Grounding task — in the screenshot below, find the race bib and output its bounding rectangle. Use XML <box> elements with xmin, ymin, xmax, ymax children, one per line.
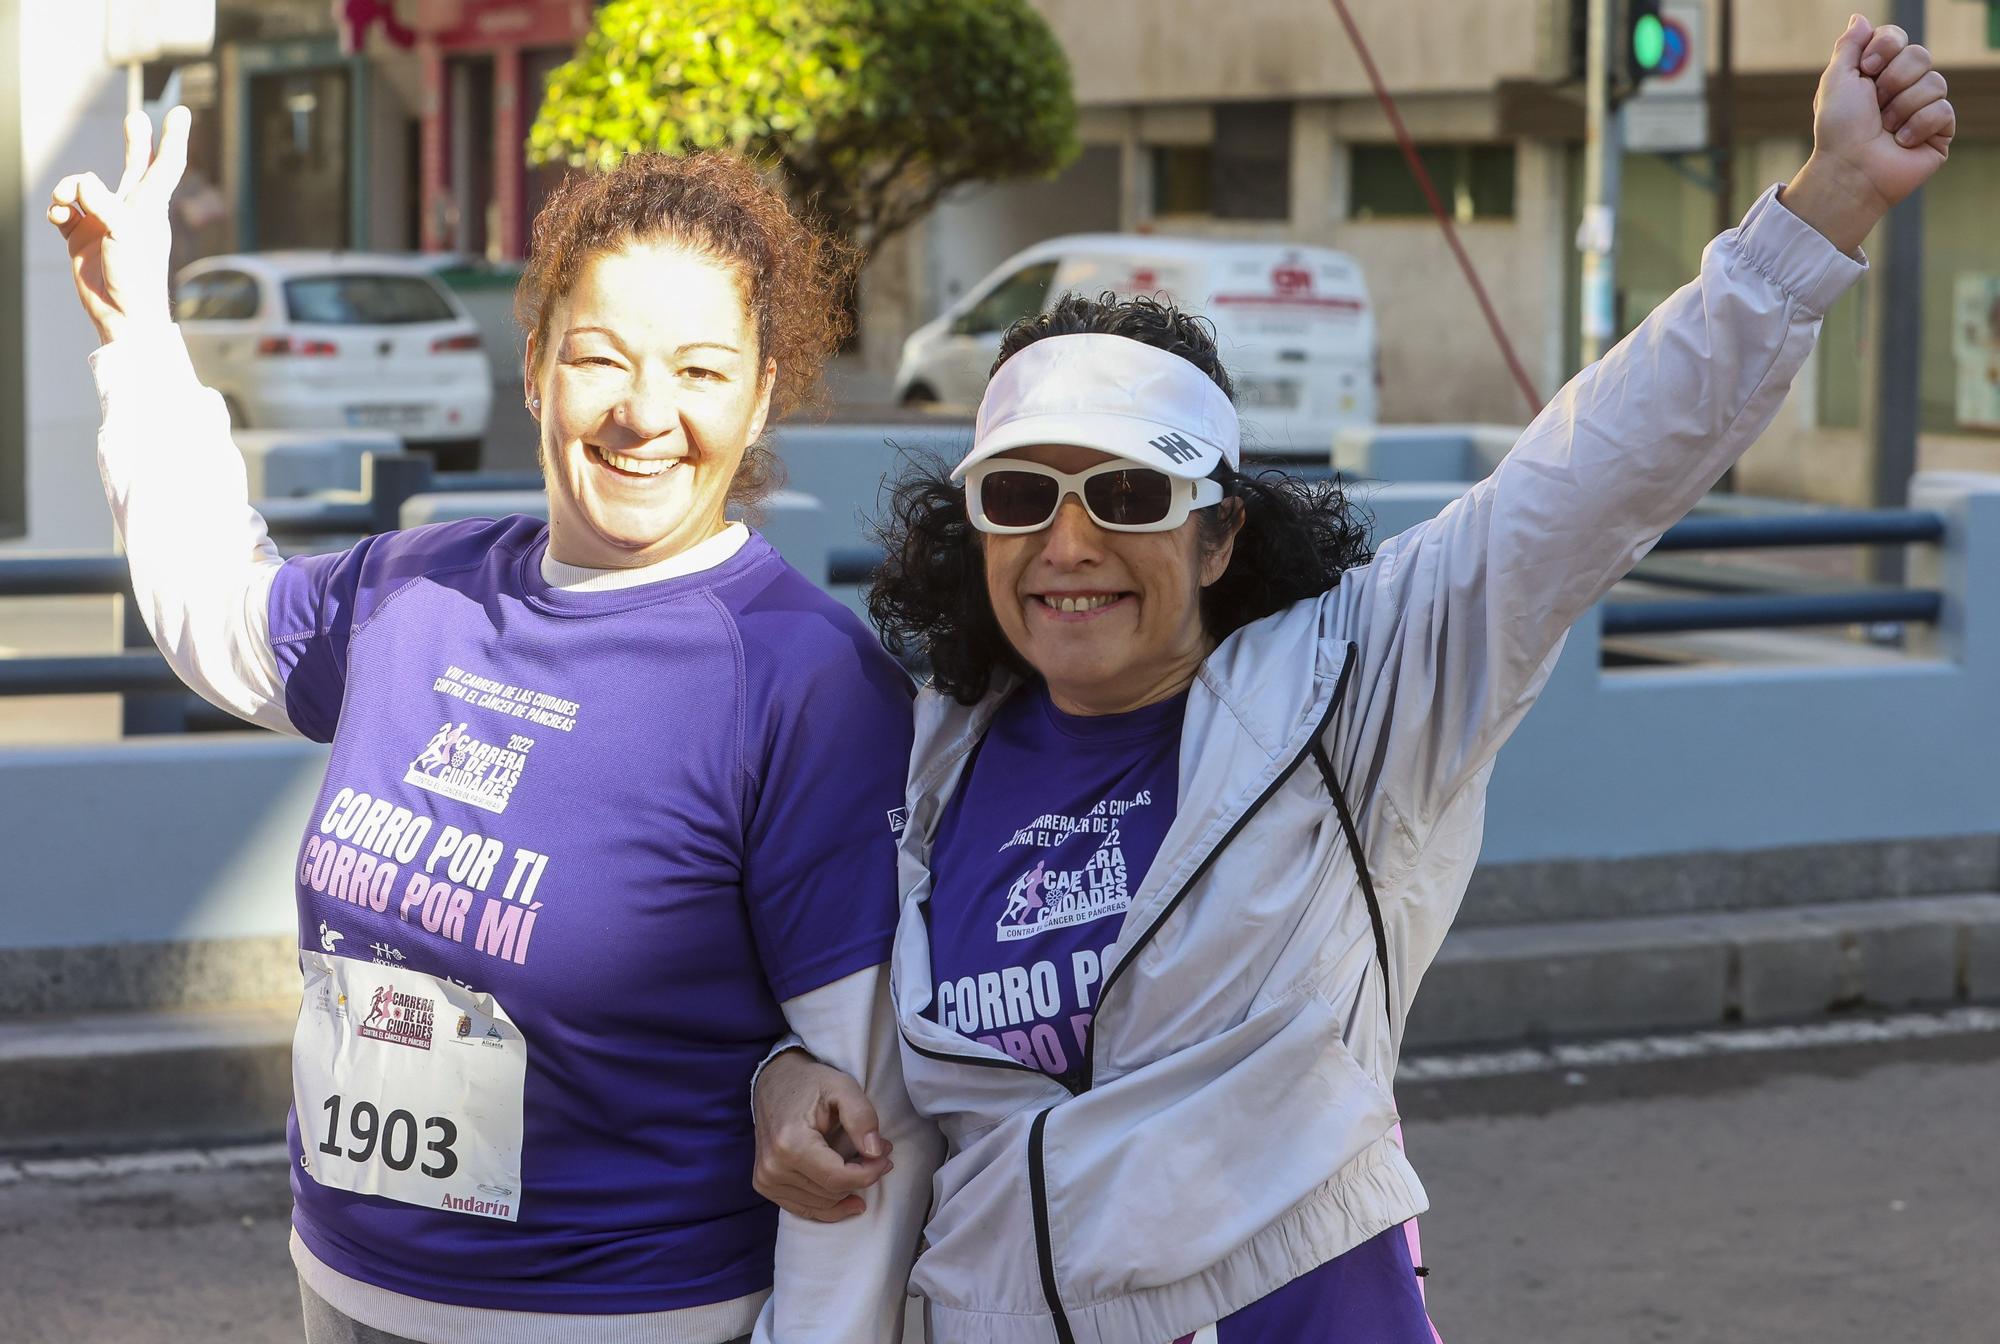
<box><xmin>294</xmin><ymin>952</ymin><xmax>528</xmax><ymax>1222</ymax></box>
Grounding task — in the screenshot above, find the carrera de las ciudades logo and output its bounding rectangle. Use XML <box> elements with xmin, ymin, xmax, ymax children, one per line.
<box><xmin>995</xmin><ymin>790</ymin><xmax>1155</xmax><ymax>942</ymax></box>
<box><xmin>359</xmin><ymin>984</ymin><xmax>436</xmax><ymax>1050</ymax></box>
<box><xmin>404</xmin><ymin>720</ymin><xmax>530</xmax><ymax>815</ymax></box>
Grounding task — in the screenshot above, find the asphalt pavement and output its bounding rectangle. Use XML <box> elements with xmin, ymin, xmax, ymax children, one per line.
<box><xmin>2</xmin><ymin>1019</ymin><xmax>1994</xmax><ymax>1344</ymax></box>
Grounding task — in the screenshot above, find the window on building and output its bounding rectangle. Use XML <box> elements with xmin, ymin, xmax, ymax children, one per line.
<box><xmin>1151</xmin><ymin>146</ymin><xmax>1213</xmax><ymax>216</ymax></box>
<box><xmin>1149</xmin><ymin>104</ymin><xmax>1293</xmax><ymax>221</ymax></box>
<box><xmin>1349</xmin><ymin>144</ymin><xmax>1516</xmax><ymax>222</ymax></box>
<box><xmin>1213</xmin><ymin>102</ymin><xmax>1292</xmax><ymax>220</ymax></box>
<box><xmin>953</xmin><ymin>261</ymin><xmax>1059</xmax><ymax>336</ymax></box>
<box><xmin>248</xmin><ymin>65</ymin><xmax>352</xmax><ymax>250</ymax></box>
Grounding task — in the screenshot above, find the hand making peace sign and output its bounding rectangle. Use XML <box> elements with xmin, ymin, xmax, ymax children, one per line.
<box><xmin>48</xmin><ymin>106</ymin><xmax>191</xmax><ymax>346</ymax></box>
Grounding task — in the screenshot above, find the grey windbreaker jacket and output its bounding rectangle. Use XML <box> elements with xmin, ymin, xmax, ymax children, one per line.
<box><xmin>888</xmin><ymin>187</ymin><xmax>1864</xmax><ymax>1344</ymax></box>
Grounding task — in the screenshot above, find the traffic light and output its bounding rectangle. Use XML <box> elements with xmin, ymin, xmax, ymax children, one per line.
<box><xmin>1567</xmin><ymin>1</ymin><xmax>1686</xmax><ymax>98</ymax></box>
<box><xmin>1627</xmin><ymin>0</ymin><xmax>1669</xmax><ymax>86</ymax></box>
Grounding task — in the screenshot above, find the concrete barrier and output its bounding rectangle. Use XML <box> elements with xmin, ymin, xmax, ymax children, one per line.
<box><xmin>1333</xmin><ymin>423</ymin><xmax>1523</xmax><ymax>483</ymax></box>
<box><xmin>1</xmin><ymin>459</ymin><xmax>1993</xmax><ymax>1089</ymax></box>
<box><xmin>1489</xmin><ymin>472</ymin><xmax>1997</xmax><ymax>864</ymax></box>
<box><xmin>396</xmin><ymin>486</ymin><xmax>833</xmax><ymax>583</ymax></box>
<box><xmin>398</xmin><ymin>489</ymin><xmax>547</xmax><ymax>528</ymax></box>
<box><xmin>0</xmin><ymin>736</ymin><xmax>329</xmax><ymax>959</ymax></box>
<box><xmin>769</xmin><ymin>421</ymin><xmax>972</xmax><ymax>547</ymax></box>
<box><xmin>233</xmin><ymin>430</ymin><xmax>399</xmax><ymax>498</ymax></box>
<box><xmin>6</xmin><ymin>467</ymin><xmax>1978</xmax><ymax>956</ymax></box>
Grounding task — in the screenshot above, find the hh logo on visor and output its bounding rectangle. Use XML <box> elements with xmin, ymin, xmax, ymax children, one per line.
<box><xmin>1149</xmin><ymin>431</ymin><xmax>1201</xmax><ymax>465</ymax></box>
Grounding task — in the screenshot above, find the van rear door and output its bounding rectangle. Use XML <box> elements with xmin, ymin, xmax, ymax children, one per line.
<box><xmin>1205</xmin><ymin>250</ymin><xmax>1376</xmax><ymax>446</ymax></box>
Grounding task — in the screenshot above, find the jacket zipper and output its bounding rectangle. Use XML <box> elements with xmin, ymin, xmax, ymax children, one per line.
<box><xmin>1077</xmin><ymin>641</ymin><xmax>1358</xmax><ymax>1092</ymax></box>
<box><xmin>901</xmin><ymin>1033</ymin><xmax>1046</xmax><ymax>1076</ymax></box>
<box><xmin>1025</xmin><ymin>642</ymin><xmax>1358</xmax><ymax>1334</ymax></box>
<box><xmin>1027</xmin><ymin>1108</ymin><xmax>1076</xmax><ymax>1344</ymax></box>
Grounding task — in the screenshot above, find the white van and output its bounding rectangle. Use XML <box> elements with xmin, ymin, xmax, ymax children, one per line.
<box><xmin>895</xmin><ymin>235</ymin><xmax>1377</xmax><ymax>454</ymax></box>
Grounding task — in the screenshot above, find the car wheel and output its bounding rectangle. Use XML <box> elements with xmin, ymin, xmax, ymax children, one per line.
<box><xmin>421</xmin><ymin>438</ymin><xmax>483</xmax><ymax>474</ymax></box>
<box><xmin>901</xmin><ymin>382</ymin><xmax>940</xmax><ymax>407</ymax></box>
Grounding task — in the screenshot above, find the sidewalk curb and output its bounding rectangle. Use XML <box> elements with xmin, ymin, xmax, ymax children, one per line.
<box><xmin>4</xmin><ymin>896</ymin><xmax>1997</xmax><ymax>1155</ymax></box>
<box><xmin>0</xmin><ymin>1003</ymin><xmax>292</xmax><ymax>1155</ymax></box>
<box><xmin>1406</xmin><ymin>892</ymin><xmax>2000</xmax><ymax>1048</ymax></box>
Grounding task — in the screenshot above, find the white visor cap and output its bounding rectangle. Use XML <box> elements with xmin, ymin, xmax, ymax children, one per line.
<box><xmin>954</xmin><ymin>333</ymin><xmax>1241</xmax><ymax>483</ymax></box>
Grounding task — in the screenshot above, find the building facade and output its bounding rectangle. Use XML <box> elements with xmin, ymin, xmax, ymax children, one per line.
<box><xmin>3</xmin><ymin>0</ymin><xmax>130</xmax><ymax>547</ymax></box>
<box><xmin>405</xmin><ymin>0</ymin><xmax>592</xmax><ymax>261</ymax></box>
<box><xmin>889</xmin><ymin>0</ymin><xmax>2000</xmax><ymax>503</ymax></box>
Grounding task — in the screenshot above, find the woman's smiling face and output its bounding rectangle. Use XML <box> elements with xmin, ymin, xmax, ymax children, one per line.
<box><xmin>526</xmin><ymin>238</ymin><xmax>774</xmax><ymax>569</ymax></box>
<box><xmin>982</xmin><ymin>443</ymin><xmax>1237</xmax><ymax>716</ymax></box>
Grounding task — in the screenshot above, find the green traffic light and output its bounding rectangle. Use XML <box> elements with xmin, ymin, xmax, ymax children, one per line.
<box><xmin>1633</xmin><ymin>13</ymin><xmax>1667</xmax><ymax>70</ymax></box>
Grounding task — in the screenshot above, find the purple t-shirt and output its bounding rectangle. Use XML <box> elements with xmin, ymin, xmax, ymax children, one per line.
<box><xmin>926</xmin><ymin>682</ymin><xmax>1183</xmax><ymax>1086</ymax></box>
<box><xmin>928</xmin><ymin>681</ymin><xmax>1432</xmax><ymax>1341</ymax></box>
<box><xmin>272</xmin><ymin>518</ymin><xmax>912</xmax><ymax>1313</ymax></box>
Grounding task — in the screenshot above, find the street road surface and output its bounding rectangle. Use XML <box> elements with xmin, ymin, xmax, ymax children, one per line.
<box><xmin>2</xmin><ymin>1020</ymin><xmax>1993</xmax><ymax>1343</ymax></box>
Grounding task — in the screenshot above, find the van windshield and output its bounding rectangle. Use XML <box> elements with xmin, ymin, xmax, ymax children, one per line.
<box><xmin>956</xmin><ymin>261</ymin><xmax>1059</xmax><ymax>335</ymax></box>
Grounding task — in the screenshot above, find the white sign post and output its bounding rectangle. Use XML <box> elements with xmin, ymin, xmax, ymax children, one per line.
<box><xmin>104</xmin><ymin>0</ymin><xmax>216</xmax><ymax>114</ymax></box>
<box><xmin>1624</xmin><ymin>1</ymin><xmax>1709</xmax><ymax>154</ymax></box>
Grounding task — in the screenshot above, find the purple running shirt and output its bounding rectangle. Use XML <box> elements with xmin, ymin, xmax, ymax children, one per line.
<box><xmin>926</xmin><ymin>681</ymin><xmax>1433</xmax><ymax>1341</ymax></box>
<box><xmin>271</xmin><ymin>517</ymin><xmax>912</xmax><ymax>1313</ymax></box>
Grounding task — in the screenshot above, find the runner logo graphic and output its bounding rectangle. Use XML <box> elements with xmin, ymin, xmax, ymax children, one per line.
<box><xmin>403</xmin><ymin>721</ymin><xmax>530</xmax><ymax>814</ymax></box>
<box><xmin>358</xmin><ymin>985</ymin><xmax>436</xmax><ymax>1051</ymax></box>
<box><xmin>995</xmin><ymin>833</ymin><xmax>1132</xmax><ymax>942</ymax></box>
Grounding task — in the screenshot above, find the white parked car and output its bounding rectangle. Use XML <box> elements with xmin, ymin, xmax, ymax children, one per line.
<box><xmin>896</xmin><ymin>235</ymin><xmax>1378</xmax><ymax>456</ymax></box>
<box><xmin>173</xmin><ymin>252</ymin><xmax>494</xmax><ymax>473</ymax></box>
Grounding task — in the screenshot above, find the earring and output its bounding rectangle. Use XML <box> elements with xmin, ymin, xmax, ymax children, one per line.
<box><xmin>527</xmin><ymin>395</ymin><xmax>540</xmax><ymax>412</ymax></box>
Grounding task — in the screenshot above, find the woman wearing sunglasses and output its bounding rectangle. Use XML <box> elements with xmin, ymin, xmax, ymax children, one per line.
<box><xmin>753</xmin><ymin>17</ymin><xmax>1951</xmax><ymax>1343</ymax></box>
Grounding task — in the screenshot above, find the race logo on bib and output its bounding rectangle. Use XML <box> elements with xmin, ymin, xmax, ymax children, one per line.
<box><xmin>358</xmin><ymin>984</ymin><xmax>436</xmax><ymax>1051</ymax></box>
<box><xmin>403</xmin><ymin>721</ymin><xmax>530</xmax><ymax>815</ymax></box>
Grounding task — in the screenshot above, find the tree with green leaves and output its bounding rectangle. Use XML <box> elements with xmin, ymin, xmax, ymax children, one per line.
<box><xmin>528</xmin><ymin>0</ymin><xmax>1080</xmax><ymax>265</ymax></box>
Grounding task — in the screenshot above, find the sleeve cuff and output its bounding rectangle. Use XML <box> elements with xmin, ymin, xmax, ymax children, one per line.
<box><xmin>750</xmin><ymin>1033</ymin><xmax>810</xmax><ymax>1110</ymax></box>
<box><xmin>89</xmin><ymin>323</ymin><xmax>202</xmax><ymax>419</ymax></box>
<box><xmin>1731</xmin><ymin>183</ymin><xmax>1868</xmax><ymax>316</ymax></box>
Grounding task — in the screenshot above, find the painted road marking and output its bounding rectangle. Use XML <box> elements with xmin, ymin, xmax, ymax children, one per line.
<box><xmin>1400</xmin><ymin>1006</ymin><xmax>2000</xmax><ymax>1082</ymax></box>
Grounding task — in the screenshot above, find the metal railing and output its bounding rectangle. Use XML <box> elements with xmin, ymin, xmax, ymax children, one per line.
<box><xmin>1645</xmin><ymin>509</ymin><xmax>1945</xmax><ymax>551</ymax></box>
<box><xmin>0</xmin><ymin>453</ymin><xmax>543</xmax><ymax>731</ymax></box>
<box><xmin>1612</xmin><ymin>508</ymin><xmax>1946</xmax><ymax>637</ymax></box>
<box><xmin>831</xmin><ymin>508</ymin><xmax>1949</xmax><ymax>641</ymax></box>
<box><xmin>0</xmin><ymin>456</ymin><xmax>1953</xmax><ymax>730</ymax></box>
<box><xmin>1601</xmin><ymin>589</ymin><xmax>1942</xmax><ymax>636</ymax></box>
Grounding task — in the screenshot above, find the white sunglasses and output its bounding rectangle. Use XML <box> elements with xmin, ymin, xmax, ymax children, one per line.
<box><xmin>964</xmin><ymin>459</ymin><xmax>1225</xmax><ymax>534</ymax></box>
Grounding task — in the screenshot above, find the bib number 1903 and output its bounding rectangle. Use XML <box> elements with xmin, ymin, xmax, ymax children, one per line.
<box><xmin>295</xmin><ymin>952</ymin><xmax>524</xmax><ymax>1220</ymax></box>
<box><xmin>318</xmin><ymin>1094</ymin><xmax>459</xmax><ymax>1180</ymax></box>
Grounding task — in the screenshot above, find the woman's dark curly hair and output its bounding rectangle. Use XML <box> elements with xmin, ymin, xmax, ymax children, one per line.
<box><xmin>867</xmin><ymin>292</ymin><xmax>1374</xmax><ymax>704</ymax></box>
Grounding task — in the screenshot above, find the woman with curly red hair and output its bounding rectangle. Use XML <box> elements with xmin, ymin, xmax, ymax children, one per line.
<box><xmin>51</xmin><ymin>116</ymin><xmax>936</xmax><ymax>1344</ymax></box>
